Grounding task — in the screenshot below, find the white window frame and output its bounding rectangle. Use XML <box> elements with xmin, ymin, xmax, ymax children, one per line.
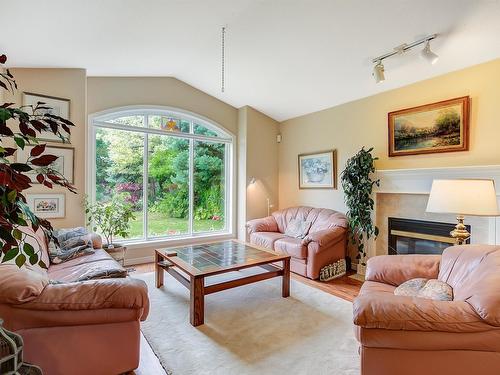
<box><xmin>87</xmin><ymin>105</ymin><xmax>235</xmax><ymax>247</ymax></box>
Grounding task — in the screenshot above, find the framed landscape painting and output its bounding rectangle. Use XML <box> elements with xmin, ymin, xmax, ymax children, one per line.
<box><xmin>298</xmin><ymin>150</ymin><xmax>337</xmax><ymax>189</ymax></box>
<box><xmin>26</xmin><ymin>193</ymin><xmax>65</xmax><ymax>218</ymax></box>
<box><xmin>23</xmin><ymin>92</ymin><xmax>71</xmax><ymax>143</ymax></box>
<box><xmin>388</xmin><ymin>96</ymin><xmax>470</xmax><ymax>157</ymax></box>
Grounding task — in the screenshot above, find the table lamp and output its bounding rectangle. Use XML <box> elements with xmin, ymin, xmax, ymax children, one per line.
<box><xmin>426</xmin><ymin>179</ymin><xmax>499</xmax><ymax>244</ymax></box>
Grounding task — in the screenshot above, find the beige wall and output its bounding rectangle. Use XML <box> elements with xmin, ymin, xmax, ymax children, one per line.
<box><xmin>237</xmin><ymin>106</ymin><xmax>280</xmax><ymax>240</ymax></box>
<box><xmin>87</xmin><ymin>77</ymin><xmax>238</xmax><ymax>136</ymax></box>
<box><xmin>5</xmin><ymin>68</ymin><xmax>87</xmax><ymax>228</ymax></box>
<box><xmin>279</xmin><ymin>59</ymin><xmax>500</xmax><ymax>212</ymax></box>
<box><xmin>87</xmin><ymin>77</ymin><xmax>240</xmax><ymax>262</ymax></box>
<box><xmin>246</xmin><ymin>107</ymin><xmax>280</xmax><ymax>220</ymax></box>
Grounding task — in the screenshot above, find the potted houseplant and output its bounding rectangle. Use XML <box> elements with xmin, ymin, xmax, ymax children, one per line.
<box><xmin>341</xmin><ymin>147</ymin><xmax>380</xmax><ymax>275</ymax></box>
<box><xmin>0</xmin><ymin>54</ymin><xmax>76</xmax><ymax>268</ymax></box>
<box><xmin>84</xmin><ymin>195</ymin><xmax>134</xmax><ymax>264</ymax></box>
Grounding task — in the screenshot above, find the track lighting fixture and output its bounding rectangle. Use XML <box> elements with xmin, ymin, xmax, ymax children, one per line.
<box><xmin>371</xmin><ymin>34</ymin><xmax>438</xmax><ymax>83</ymax></box>
<box><xmin>421</xmin><ymin>41</ymin><xmax>439</xmax><ymax>65</ymax></box>
<box><xmin>372</xmin><ymin>61</ymin><xmax>385</xmax><ymax>83</ymax></box>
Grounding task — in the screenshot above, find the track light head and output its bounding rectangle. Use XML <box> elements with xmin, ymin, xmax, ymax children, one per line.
<box><xmin>421</xmin><ymin>41</ymin><xmax>439</xmax><ymax>64</ymax></box>
<box><xmin>373</xmin><ymin>61</ymin><xmax>385</xmax><ymax>83</ymax></box>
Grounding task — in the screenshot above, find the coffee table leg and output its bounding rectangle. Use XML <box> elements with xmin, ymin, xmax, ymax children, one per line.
<box><xmin>155</xmin><ymin>252</ymin><xmax>164</xmax><ymax>288</ymax></box>
<box><xmin>190</xmin><ymin>276</ymin><xmax>205</xmax><ymax>326</ymax></box>
<box><xmin>282</xmin><ymin>258</ymin><xmax>290</xmax><ymax>297</ymax></box>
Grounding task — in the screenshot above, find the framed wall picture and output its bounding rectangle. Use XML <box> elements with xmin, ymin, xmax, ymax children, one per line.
<box><xmin>298</xmin><ymin>150</ymin><xmax>337</xmax><ymax>189</ymax></box>
<box><xmin>16</xmin><ymin>145</ymin><xmax>75</xmax><ymax>184</ymax></box>
<box><xmin>26</xmin><ymin>193</ymin><xmax>65</xmax><ymax>218</ymax></box>
<box><xmin>22</xmin><ymin>92</ymin><xmax>71</xmax><ymax>143</ymax></box>
<box><xmin>388</xmin><ymin>96</ymin><xmax>470</xmax><ymax>157</ymax></box>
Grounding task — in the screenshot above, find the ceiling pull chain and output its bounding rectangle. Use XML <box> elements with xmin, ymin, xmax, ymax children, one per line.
<box><xmin>221</xmin><ymin>26</ymin><xmax>226</xmax><ymax>93</ymax></box>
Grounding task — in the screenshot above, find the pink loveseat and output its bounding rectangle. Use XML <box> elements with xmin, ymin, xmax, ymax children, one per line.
<box><xmin>247</xmin><ymin>206</ymin><xmax>348</xmax><ymax>279</ymax></box>
<box><xmin>0</xmin><ymin>229</ymin><xmax>149</xmax><ymax>375</ymax></box>
<box><xmin>353</xmin><ymin>245</ymin><xmax>500</xmax><ymax>375</ymax></box>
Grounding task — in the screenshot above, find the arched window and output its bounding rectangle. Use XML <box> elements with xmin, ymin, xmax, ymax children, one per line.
<box><xmin>88</xmin><ymin>106</ymin><xmax>233</xmax><ymax>243</ymax></box>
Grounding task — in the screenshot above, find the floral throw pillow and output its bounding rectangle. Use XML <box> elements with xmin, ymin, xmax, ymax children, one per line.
<box><xmin>284</xmin><ymin>219</ymin><xmax>312</xmax><ymax>239</ymax></box>
<box><xmin>394</xmin><ymin>278</ymin><xmax>453</xmax><ymax>301</ymax></box>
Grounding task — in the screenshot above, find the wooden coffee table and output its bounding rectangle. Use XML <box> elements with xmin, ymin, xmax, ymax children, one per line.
<box><xmin>155</xmin><ymin>240</ymin><xmax>291</xmax><ymax>326</ymax></box>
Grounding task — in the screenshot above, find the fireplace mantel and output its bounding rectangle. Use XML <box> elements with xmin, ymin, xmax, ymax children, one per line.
<box><xmin>374</xmin><ymin>165</ymin><xmax>500</xmax><ymax>195</ymax></box>
<box><xmin>367</xmin><ymin>165</ymin><xmax>500</xmax><ymax>260</ymax></box>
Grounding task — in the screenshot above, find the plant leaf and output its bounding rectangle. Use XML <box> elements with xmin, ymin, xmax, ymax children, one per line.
<box><xmin>15</xmin><ymin>254</ymin><xmax>26</xmax><ymax>268</ymax></box>
<box><xmin>30</xmin><ymin>154</ymin><xmax>58</xmax><ymax>166</ymax></box>
<box><xmin>30</xmin><ymin>144</ymin><xmax>46</xmax><ymax>157</ymax></box>
<box><xmin>2</xmin><ymin>248</ymin><xmax>19</xmax><ymax>263</ymax></box>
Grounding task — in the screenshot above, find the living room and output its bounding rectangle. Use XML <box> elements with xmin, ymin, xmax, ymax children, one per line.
<box><xmin>0</xmin><ymin>1</ymin><xmax>499</xmax><ymax>374</ymax></box>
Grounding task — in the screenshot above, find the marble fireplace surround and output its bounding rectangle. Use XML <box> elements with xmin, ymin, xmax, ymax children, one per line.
<box><xmin>371</xmin><ymin>165</ymin><xmax>500</xmax><ymax>258</ymax></box>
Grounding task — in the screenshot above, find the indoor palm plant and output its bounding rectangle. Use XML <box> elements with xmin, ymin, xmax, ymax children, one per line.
<box><xmin>0</xmin><ymin>54</ymin><xmax>76</xmax><ymax>268</ymax></box>
<box><xmin>341</xmin><ymin>147</ymin><xmax>380</xmax><ymax>274</ymax></box>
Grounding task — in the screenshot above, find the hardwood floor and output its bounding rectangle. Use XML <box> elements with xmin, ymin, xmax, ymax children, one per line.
<box><xmin>130</xmin><ymin>262</ymin><xmax>363</xmax><ymax>374</ymax></box>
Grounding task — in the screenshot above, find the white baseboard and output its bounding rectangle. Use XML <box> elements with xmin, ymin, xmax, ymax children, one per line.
<box><xmin>124</xmin><ymin>256</ymin><xmax>154</xmax><ymax>267</ymax></box>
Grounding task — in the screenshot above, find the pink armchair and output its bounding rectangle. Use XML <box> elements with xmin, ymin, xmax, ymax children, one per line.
<box><xmin>247</xmin><ymin>206</ymin><xmax>348</xmax><ymax>279</ymax></box>
<box><xmin>353</xmin><ymin>245</ymin><xmax>500</xmax><ymax>375</ymax></box>
<box><xmin>0</xmin><ymin>228</ymin><xmax>149</xmax><ymax>375</ymax></box>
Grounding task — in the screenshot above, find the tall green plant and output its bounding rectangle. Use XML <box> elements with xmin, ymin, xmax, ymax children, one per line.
<box><xmin>341</xmin><ymin>147</ymin><xmax>380</xmax><ymax>265</ymax></box>
<box><xmin>0</xmin><ymin>54</ymin><xmax>76</xmax><ymax>268</ymax></box>
<box><xmin>84</xmin><ymin>195</ymin><xmax>135</xmax><ymax>247</ymax></box>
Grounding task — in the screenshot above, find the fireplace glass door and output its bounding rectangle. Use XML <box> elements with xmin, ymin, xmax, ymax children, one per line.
<box><xmin>388</xmin><ymin>218</ymin><xmax>470</xmax><ymax>255</ymax></box>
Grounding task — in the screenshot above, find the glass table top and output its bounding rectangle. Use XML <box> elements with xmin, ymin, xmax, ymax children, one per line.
<box><xmin>161</xmin><ymin>241</ymin><xmax>278</xmax><ymax>273</ymax></box>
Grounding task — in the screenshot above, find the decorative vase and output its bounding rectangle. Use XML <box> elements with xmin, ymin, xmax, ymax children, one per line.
<box><xmin>357</xmin><ymin>263</ymin><xmax>367</xmax><ymax>276</ymax></box>
<box><xmin>104</xmin><ymin>244</ymin><xmax>126</xmax><ymax>266</ymax></box>
<box><xmin>306</xmin><ymin>172</ymin><xmax>325</xmax><ymax>183</ymax></box>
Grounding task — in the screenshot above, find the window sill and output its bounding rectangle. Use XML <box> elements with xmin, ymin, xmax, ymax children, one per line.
<box><xmin>121</xmin><ymin>231</ymin><xmax>235</xmax><ymax>250</ymax></box>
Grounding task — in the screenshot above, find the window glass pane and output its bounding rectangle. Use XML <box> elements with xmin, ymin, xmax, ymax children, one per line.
<box><xmin>193</xmin><ymin>141</ymin><xmax>225</xmax><ymax>232</ymax></box>
<box><xmin>107</xmin><ymin>115</ymin><xmax>144</xmax><ymax>127</ymax></box>
<box><xmin>194</xmin><ymin>123</ymin><xmax>219</xmax><ymax>137</ymax></box>
<box><xmin>95</xmin><ymin>128</ymin><xmax>144</xmax><ymax>240</ymax></box>
<box><xmin>148</xmin><ymin>135</ymin><xmax>189</xmax><ymax>237</ymax></box>
<box><xmin>148</xmin><ymin>115</ymin><xmax>190</xmax><ymax>133</ymax></box>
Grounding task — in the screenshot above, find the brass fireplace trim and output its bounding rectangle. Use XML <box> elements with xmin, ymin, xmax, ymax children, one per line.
<box><xmin>390</xmin><ymin>230</ymin><xmax>456</xmax><ymax>244</ymax></box>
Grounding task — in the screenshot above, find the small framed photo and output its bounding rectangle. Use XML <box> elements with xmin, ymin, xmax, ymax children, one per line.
<box><xmin>22</xmin><ymin>92</ymin><xmax>71</xmax><ymax>143</ymax></box>
<box><xmin>17</xmin><ymin>145</ymin><xmax>75</xmax><ymax>184</ymax></box>
<box><xmin>298</xmin><ymin>150</ymin><xmax>337</xmax><ymax>189</ymax></box>
<box><xmin>27</xmin><ymin>193</ymin><xmax>65</xmax><ymax>218</ymax></box>
<box><xmin>388</xmin><ymin>96</ymin><xmax>470</xmax><ymax>157</ymax></box>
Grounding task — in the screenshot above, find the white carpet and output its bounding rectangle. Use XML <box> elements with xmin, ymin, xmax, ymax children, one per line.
<box><xmin>135</xmin><ymin>270</ymin><xmax>360</xmax><ymax>375</ymax></box>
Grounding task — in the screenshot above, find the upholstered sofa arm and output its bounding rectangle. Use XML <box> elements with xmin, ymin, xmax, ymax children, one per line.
<box><xmin>353</xmin><ymin>293</ymin><xmax>490</xmax><ymax>333</ymax></box>
<box><xmin>366</xmin><ymin>255</ymin><xmax>441</xmax><ymax>286</ymax></box>
<box><xmin>17</xmin><ymin>278</ymin><xmax>149</xmax><ymax>319</ymax></box>
<box><xmin>302</xmin><ymin>227</ymin><xmax>345</xmax><ymax>247</ymax></box>
<box><xmin>246</xmin><ymin>216</ymin><xmax>278</xmax><ymax>234</ymax></box>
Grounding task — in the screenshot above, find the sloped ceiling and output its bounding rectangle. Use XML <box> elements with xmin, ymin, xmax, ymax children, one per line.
<box><xmin>2</xmin><ymin>0</ymin><xmax>500</xmax><ymax>121</ymax></box>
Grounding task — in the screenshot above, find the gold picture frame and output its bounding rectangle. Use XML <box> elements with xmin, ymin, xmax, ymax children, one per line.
<box><xmin>388</xmin><ymin>96</ymin><xmax>470</xmax><ymax>157</ymax></box>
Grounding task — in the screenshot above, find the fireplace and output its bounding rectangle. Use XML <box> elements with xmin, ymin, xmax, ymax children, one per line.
<box><xmin>388</xmin><ymin>217</ymin><xmax>471</xmax><ymax>255</ymax></box>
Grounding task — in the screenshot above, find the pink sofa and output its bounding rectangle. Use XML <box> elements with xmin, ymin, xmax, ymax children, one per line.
<box><xmin>353</xmin><ymin>245</ymin><xmax>500</xmax><ymax>375</ymax></box>
<box><xmin>247</xmin><ymin>206</ymin><xmax>348</xmax><ymax>279</ymax></box>
<box><xmin>0</xmin><ymin>229</ymin><xmax>149</xmax><ymax>375</ymax></box>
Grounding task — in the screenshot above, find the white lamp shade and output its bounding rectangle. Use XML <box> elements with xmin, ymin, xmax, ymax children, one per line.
<box><xmin>426</xmin><ymin>179</ymin><xmax>500</xmax><ymax>216</ymax></box>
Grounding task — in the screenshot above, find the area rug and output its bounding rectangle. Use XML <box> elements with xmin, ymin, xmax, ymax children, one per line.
<box><xmin>135</xmin><ymin>270</ymin><xmax>360</xmax><ymax>375</ymax></box>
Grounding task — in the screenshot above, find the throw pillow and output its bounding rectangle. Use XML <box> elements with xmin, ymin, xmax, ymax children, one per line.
<box><xmin>394</xmin><ymin>278</ymin><xmax>453</xmax><ymax>301</ymax></box>
<box><xmin>48</xmin><ymin>227</ymin><xmax>95</xmax><ymax>264</ymax></box>
<box><xmin>284</xmin><ymin>219</ymin><xmax>312</xmax><ymax>239</ymax></box>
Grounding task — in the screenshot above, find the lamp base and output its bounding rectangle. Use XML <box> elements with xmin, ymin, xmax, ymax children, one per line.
<box><xmin>450</xmin><ymin>215</ymin><xmax>470</xmax><ymax>245</ymax></box>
